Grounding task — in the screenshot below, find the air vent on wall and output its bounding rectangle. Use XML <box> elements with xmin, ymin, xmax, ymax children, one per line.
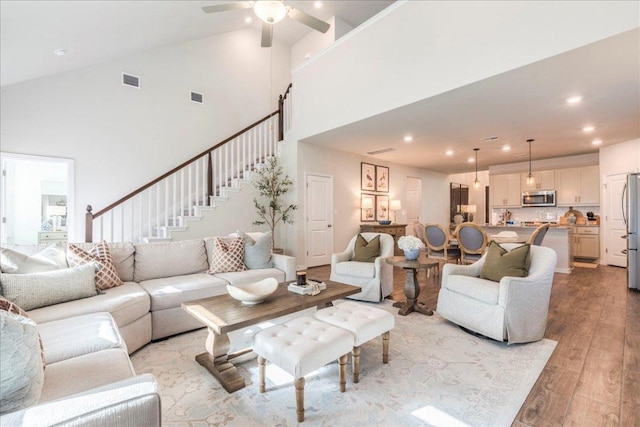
<box><xmin>482</xmin><ymin>136</ymin><xmax>499</xmax><ymax>142</ymax></box>
<box><xmin>122</xmin><ymin>73</ymin><xmax>140</xmax><ymax>88</ymax></box>
<box><xmin>367</xmin><ymin>147</ymin><xmax>395</xmax><ymax>155</ymax></box>
<box><xmin>190</xmin><ymin>91</ymin><xmax>204</xmax><ymax>104</ymax></box>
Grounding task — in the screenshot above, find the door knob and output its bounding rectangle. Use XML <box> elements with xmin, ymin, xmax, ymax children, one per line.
<box><xmin>327</xmin><ymin>224</ymin><xmax>332</xmax><ymax>228</ymax></box>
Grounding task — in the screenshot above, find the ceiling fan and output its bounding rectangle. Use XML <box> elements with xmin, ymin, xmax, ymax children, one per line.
<box><xmin>202</xmin><ymin>1</ymin><xmax>331</xmax><ymax>47</ymax></box>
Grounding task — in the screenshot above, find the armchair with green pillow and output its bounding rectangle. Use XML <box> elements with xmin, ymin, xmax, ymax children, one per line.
<box><xmin>437</xmin><ymin>242</ymin><xmax>557</xmax><ymax>344</ymax></box>
<box><xmin>330</xmin><ymin>233</ymin><xmax>394</xmax><ymax>302</ymax></box>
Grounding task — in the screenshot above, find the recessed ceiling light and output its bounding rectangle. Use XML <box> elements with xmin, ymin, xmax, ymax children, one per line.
<box><xmin>502</xmin><ymin>145</ymin><xmax>511</xmax><ymax>151</ymax></box>
<box><xmin>314</xmin><ymin>1</ymin><xmax>323</xmax><ymax>8</ymax></box>
<box><xmin>445</xmin><ymin>150</ymin><xmax>453</xmax><ymax>156</ymax></box>
<box><xmin>245</xmin><ymin>16</ymin><xmax>253</xmax><ymax>23</ymax></box>
<box><xmin>403</xmin><ymin>135</ymin><xmax>413</xmax><ymax>142</ymax></box>
<box><xmin>582</xmin><ymin>125</ymin><xmax>595</xmax><ymax>132</ymax></box>
<box><xmin>592</xmin><ymin>139</ymin><xmax>602</xmax><ymax>145</ymax></box>
<box><xmin>468</xmin><ymin>157</ymin><xmax>475</xmax><ymax>163</ymax></box>
<box><xmin>566</xmin><ymin>96</ymin><xmax>583</xmax><ymax>104</ymax></box>
<box><xmin>53</xmin><ymin>48</ymin><xmax>66</xmax><ymax>57</ymax></box>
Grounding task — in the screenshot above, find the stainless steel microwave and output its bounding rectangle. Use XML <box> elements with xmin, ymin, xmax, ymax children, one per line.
<box><xmin>522</xmin><ymin>190</ymin><xmax>556</xmax><ymax>207</ymax></box>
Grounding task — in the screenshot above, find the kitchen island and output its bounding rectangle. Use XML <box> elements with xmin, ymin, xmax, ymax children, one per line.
<box><xmin>482</xmin><ymin>225</ymin><xmax>572</xmax><ymax>274</ymax></box>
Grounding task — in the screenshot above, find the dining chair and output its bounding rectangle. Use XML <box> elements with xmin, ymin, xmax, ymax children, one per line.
<box><xmin>455</xmin><ymin>222</ymin><xmax>488</xmax><ymax>264</ymax></box>
<box><xmin>424</xmin><ymin>223</ymin><xmax>461</xmax><ymax>266</ymax></box>
<box><xmin>528</xmin><ymin>224</ymin><xmax>550</xmax><ymax>246</ymax></box>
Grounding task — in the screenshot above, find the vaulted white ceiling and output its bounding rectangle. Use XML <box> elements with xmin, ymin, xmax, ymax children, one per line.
<box><xmin>0</xmin><ymin>0</ymin><xmax>393</xmax><ymax>87</ymax></box>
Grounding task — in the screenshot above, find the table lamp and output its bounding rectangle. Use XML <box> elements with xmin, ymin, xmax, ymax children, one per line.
<box><xmin>47</xmin><ymin>205</ymin><xmax>67</xmax><ymax>231</ymax></box>
<box><xmin>460</xmin><ymin>205</ymin><xmax>477</xmax><ymax>222</ymax></box>
<box><xmin>390</xmin><ymin>200</ymin><xmax>402</xmax><ymax>223</ymax></box>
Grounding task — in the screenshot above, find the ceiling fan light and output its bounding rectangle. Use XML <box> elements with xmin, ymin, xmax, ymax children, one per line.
<box><xmin>254</xmin><ymin>1</ymin><xmax>288</xmax><ymax>24</ymax></box>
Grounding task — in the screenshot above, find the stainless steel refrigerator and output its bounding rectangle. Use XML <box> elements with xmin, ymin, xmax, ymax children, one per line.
<box><xmin>624</xmin><ymin>173</ymin><xmax>640</xmax><ymax>290</ymax></box>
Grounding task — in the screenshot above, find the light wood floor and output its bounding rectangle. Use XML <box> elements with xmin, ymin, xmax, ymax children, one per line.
<box><xmin>307</xmin><ymin>263</ymin><xmax>640</xmax><ymax>426</ymax></box>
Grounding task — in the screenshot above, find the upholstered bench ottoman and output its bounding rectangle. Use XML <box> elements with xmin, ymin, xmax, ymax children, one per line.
<box><xmin>252</xmin><ymin>316</ymin><xmax>354</xmax><ymax>422</ymax></box>
<box><xmin>313</xmin><ymin>301</ymin><xmax>395</xmax><ymax>383</ymax></box>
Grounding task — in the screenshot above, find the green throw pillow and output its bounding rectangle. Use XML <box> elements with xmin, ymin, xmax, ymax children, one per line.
<box><xmin>353</xmin><ymin>234</ymin><xmax>380</xmax><ymax>263</ymax></box>
<box><xmin>480</xmin><ymin>241</ymin><xmax>530</xmax><ymax>282</ymax></box>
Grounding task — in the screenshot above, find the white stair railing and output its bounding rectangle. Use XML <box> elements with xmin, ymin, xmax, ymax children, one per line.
<box><xmin>86</xmin><ymin>89</ymin><xmax>289</xmax><ymax>243</ymax></box>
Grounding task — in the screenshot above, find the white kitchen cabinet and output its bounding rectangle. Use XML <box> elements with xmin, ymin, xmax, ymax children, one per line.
<box><xmin>490</xmin><ymin>173</ymin><xmax>521</xmax><ymax>207</ymax></box>
<box><xmin>521</xmin><ymin>170</ymin><xmax>555</xmax><ymax>191</ymax></box>
<box><xmin>556</xmin><ymin>166</ymin><xmax>600</xmax><ymax>206</ymax></box>
<box><xmin>572</xmin><ymin>226</ymin><xmax>599</xmax><ymax>259</ymax></box>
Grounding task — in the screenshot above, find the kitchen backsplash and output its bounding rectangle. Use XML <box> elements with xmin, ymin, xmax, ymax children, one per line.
<box><xmin>490</xmin><ymin>206</ymin><xmax>599</xmax><ymax>225</ymax></box>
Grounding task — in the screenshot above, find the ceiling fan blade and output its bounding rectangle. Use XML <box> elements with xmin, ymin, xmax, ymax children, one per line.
<box><xmin>261</xmin><ymin>22</ymin><xmax>273</xmax><ymax>47</ymax></box>
<box><xmin>287</xmin><ymin>7</ymin><xmax>330</xmax><ymax>33</ymax></box>
<box><xmin>201</xmin><ymin>2</ymin><xmax>252</xmax><ymax>14</ymax></box>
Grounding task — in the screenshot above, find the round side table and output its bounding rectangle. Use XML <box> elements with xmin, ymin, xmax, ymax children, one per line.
<box><xmin>385</xmin><ymin>255</ymin><xmax>438</xmax><ymax>316</ymax></box>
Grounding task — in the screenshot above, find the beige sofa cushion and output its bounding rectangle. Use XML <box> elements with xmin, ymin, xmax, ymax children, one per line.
<box><xmin>134</xmin><ymin>240</ymin><xmax>208</xmax><ymax>282</ymax></box>
<box><xmin>444</xmin><ymin>274</ymin><xmax>500</xmax><ymax>305</ymax></box>
<box><xmin>138</xmin><ymin>273</ymin><xmax>228</xmax><ymax>311</ymax></box>
<box><xmin>69</xmin><ymin>241</ymin><xmax>135</xmax><ymax>283</ymax></box>
<box><xmin>37</xmin><ymin>312</ymin><xmax>126</xmax><ymax>365</ymax></box>
<box><xmin>1</xmin><ymin>245</ymin><xmax>68</xmax><ymax>274</ymax></box>
<box><xmin>27</xmin><ymin>282</ymin><xmax>150</xmax><ymax>329</ymax></box>
<box><xmin>334</xmin><ymin>261</ymin><xmax>376</xmax><ymax>278</ymax></box>
<box><xmin>39</xmin><ymin>348</ymin><xmax>134</xmax><ymax>404</ymax></box>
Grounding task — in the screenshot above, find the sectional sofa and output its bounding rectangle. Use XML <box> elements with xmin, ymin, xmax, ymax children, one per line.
<box><xmin>0</xmin><ymin>232</ymin><xmax>296</xmax><ymax>425</ymax></box>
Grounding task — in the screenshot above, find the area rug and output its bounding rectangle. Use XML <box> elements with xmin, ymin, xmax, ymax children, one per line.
<box><xmin>131</xmin><ymin>301</ymin><xmax>556</xmax><ymax>427</ymax></box>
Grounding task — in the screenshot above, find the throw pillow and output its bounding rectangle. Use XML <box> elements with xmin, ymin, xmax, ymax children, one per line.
<box><xmin>236</xmin><ymin>231</ymin><xmax>274</xmax><ymax>269</ymax></box>
<box><xmin>0</xmin><ymin>310</ymin><xmax>45</xmax><ymax>415</ymax></box>
<box><xmin>0</xmin><ymin>264</ymin><xmax>97</xmax><ymax>311</ymax></box>
<box><xmin>207</xmin><ymin>237</ymin><xmax>247</xmax><ymax>274</ymax></box>
<box><xmin>480</xmin><ymin>241</ymin><xmax>531</xmax><ymax>282</ymax></box>
<box><xmin>353</xmin><ymin>234</ymin><xmax>380</xmax><ymax>263</ymax></box>
<box><xmin>67</xmin><ymin>240</ymin><xmax>123</xmax><ymax>290</ymax></box>
<box><xmin>1</xmin><ymin>245</ymin><xmax>68</xmax><ymax>274</ymax></box>
<box><xmin>0</xmin><ymin>296</ymin><xmax>45</xmax><ymax>371</ymax></box>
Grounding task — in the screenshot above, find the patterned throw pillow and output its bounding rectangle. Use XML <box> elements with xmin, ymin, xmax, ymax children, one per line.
<box><xmin>67</xmin><ymin>241</ymin><xmax>123</xmax><ymax>290</ymax></box>
<box><xmin>207</xmin><ymin>237</ymin><xmax>247</xmax><ymax>274</ymax></box>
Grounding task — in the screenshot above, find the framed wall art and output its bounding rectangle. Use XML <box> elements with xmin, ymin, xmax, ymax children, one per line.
<box><xmin>375</xmin><ymin>195</ymin><xmax>389</xmax><ymax>221</ymax></box>
<box><xmin>375</xmin><ymin>165</ymin><xmax>389</xmax><ymax>192</ymax></box>
<box><xmin>360</xmin><ymin>193</ymin><xmax>376</xmax><ymax>222</ymax></box>
<box><xmin>361</xmin><ymin>162</ymin><xmax>376</xmax><ymax>191</ymax></box>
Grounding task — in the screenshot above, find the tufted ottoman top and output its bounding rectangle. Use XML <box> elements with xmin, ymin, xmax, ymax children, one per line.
<box><xmin>313</xmin><ymin>301</ymin><xmax>395</xmax><ymax>346</ymax></box>
<box><xmin>252</xmin><ymin>316</ymin><xmax>353</xmax><ymax>378</ymax></box>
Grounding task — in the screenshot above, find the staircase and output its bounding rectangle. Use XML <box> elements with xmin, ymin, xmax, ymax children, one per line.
<box><xmin>85</xmin><ymin>85</ymin><xmax>293</xmax><ymax>243</ymax></box>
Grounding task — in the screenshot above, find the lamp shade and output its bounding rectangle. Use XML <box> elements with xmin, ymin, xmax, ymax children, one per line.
<box><xmin>460</xmin><ymin>205</ymin><xmax>476</xmax><ymax>213</ymax></box>
<box><xmin>390</xmin><ymin>200</ymin><xmax>402</xmax><ymax>211</ymax></box>
<box><xmin>254</xmin><ymin>1</ymin><xmax>288</xmax><ymax>24</ymax></box>
<box><xmin>361</xmin><ymin>198</ymin><xmax>373</xmax><ymax>209</ymax></box>
<box><xmin>47</xmin><ymin>206</ymin><xmax>66</xmax><ymax>217</ymax></box>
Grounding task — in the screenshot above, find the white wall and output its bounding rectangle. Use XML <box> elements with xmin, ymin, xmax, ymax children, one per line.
<box><xmin>599</xmin><ymin>138</ymin><xmax>640</xmax><ymax>175</ymax></box>
<box><xmin>292</xmin><ymin>1</ymin><xmax>639</xmax><ymax>141</ymax></box>
<box><xmin>288</xmin><ymin>141</ymin><xmax>448</xmax><ymax>266</ymax></box>
<box><xmin>0</xmin><ymin>28</ymin><xmax>291</xmax><ymax>241</ymax></box>
<box><xmin>291</xmin><ymin>17</ymin><xmax>353</xmax><ymax>69</ymax></box>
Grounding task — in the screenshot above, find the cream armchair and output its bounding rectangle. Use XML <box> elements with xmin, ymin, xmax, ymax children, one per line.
<box><xmin>330</xmin><ymin>233</ymin><xmax>394</xmax><ymax>302</ymax></box>
<box><xmin>437</xmin><ymin>243</ymin><xmax>557</xmax><ymax>344</ymax></box>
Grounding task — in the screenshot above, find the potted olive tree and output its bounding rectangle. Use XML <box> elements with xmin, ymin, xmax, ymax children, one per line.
<box><xmin>252</xmin><ymin>157</ymin><xmax>297</xmax><ymax>253</ymax></box>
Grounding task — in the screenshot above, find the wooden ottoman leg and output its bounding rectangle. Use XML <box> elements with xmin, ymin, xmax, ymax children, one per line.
<box><xmin>338</xmin><ymin>354</ymin><xmax>348</xmax><ymax>392</ymax></box>
<box><xmin>258</xmin><ymin>356</ymin><xmax>266</xmax><ymax>393</ymax></box>
<box><xmin>295</xmin><ymin>377</ymin><xmax>305</xmax><ymax>422</ymax></box>
<box><xmin>382</xmin><ymin>331</ymin><xmax>390</xmax><ymax>363</ymax></box>
<box><xmin>352</xmin><ymin>346</ymin><xmax>361</xmax><ymax>383</ymax></box>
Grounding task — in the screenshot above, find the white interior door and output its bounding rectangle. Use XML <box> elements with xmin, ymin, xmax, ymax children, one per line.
<box><xmin>305</xmin><ymin>174</ymin><xmax>333</xmax><ymax>267</ymax></box>
<box><xmin>406</xmin><ymin>177</ymin><xmax>422</xmax><ymax>235</ymax></box>
<box><xmin>604</xmin><ymin>173</ymin><xmax>628</xmax><ymax>267</ymax></box>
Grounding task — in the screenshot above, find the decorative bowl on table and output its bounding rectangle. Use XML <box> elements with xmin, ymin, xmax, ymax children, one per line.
<box><xmin>378</xmin><ymin>220</ymin><xmax>392</xmax><ymax>225</ymax></box>
<box><xmin>226</xmin><ymin>278</ymin><xmax>278</xmax><ymax>305</ymax></box>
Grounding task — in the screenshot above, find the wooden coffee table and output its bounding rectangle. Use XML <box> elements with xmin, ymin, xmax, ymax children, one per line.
<box><xmin>386</xmin><ymin>255</ymin><xmax>438</xmax><ymax>316</ymax></box>
<box><xmin>182</xmin><ymin>280</ymin><xmax>360</xmax><ymax>393</ymax></box>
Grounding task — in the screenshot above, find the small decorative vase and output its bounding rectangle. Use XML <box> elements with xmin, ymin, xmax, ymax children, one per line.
<box><xmin>404</xmin><ymin>249</ymin><xmax>420</xmax><ymax>261</ymax></box>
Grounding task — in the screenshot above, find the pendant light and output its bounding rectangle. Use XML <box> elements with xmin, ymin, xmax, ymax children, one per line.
<box><xmin>473</xmin><ymin>148</ymin><xmax>480</xmax><ymax>189</ymax></box>
<box><xmin>526</xmin><ymin>139</ymin><xmax>535</xmax><ymax>185</ymax></box>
